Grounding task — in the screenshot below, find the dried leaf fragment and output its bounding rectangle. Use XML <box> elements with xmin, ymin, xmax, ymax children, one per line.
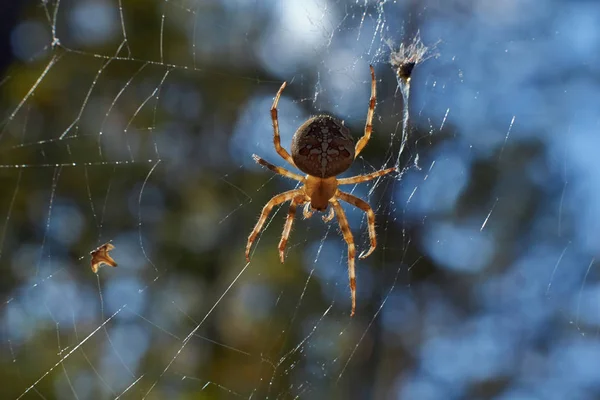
<box><xmin>90</xmin><ymin>242</ymin><xmax>117</xmax><ymax>273</ymax></box>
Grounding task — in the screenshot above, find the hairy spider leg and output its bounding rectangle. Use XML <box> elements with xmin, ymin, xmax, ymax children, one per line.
<box><xmin>337</xmin><ymin>166</ymin><xmax>396</xmax><ymax>185</ymax></box>
<box><xmin>278</xmin><ymin>196</ymin><xmax>306</xmax><ymax>263</ymax></box>
<box><xmin>246</xmin><ymin>189</ymin><xmax>303</xmax><ymax>262</ymax></box>
<box><xmin>252</xmin><ymin>154</ymin><xmax>304</xmax><ymax>182</ymax></box>
<box><xmin>354</xmin><ymin>65</ymin><xmax>377</xmax><ymax>157</ymax></box>
<box><xmin>337</xmin><ymin>191</ymin><xmax>377</xmax><ymax>260</ymax></box>
<box><xmin>270</xmin><ymin>82</ymin><xmax>296</xmax><ymax>167</ymax></box>
<box><xmin>330</xmin><ymin>198</ymin><xmax>357</xmax><ymax>316</ymax></box>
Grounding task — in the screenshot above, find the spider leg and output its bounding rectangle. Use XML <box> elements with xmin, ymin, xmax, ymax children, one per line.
<box><xmin>322</xmin><ymin>206</ymin><xmax>335</xmax><ymax>222</ymax></box>
<box><xmin>337</xmin><ymin>190</ymin><xmax>377</xmax><ymax>260</ymax></box>
<box><xmin>337</xmin><ymin>166</ymin><xmax>396</xmax><ymax>185</ymax></box>
<box><xmin>271</xmin><ymin>82</ymin><xmax>296</xmax><ymax>167</ymax></box>
<box><xmin>354</xmin><ymin>65</ymin><xmax>376</xmax><ymax>158</ymax></box>
<box><xmin>246</xmin><ymin>189</ymin><xmax>303</xmax><ymax>262</ymax></box>
<box><xmin>253</xmin><ymin>154</ymin><xmax>305</xmax><ymax>182</ymax></box>
<box><xmin>278</xmin><ymin>196</ymin><xmax>305</xmax><ymax>263</ymax></box>
<box><xmin>330</xmin><ymin>198</ymin><xmax>357</xmax><ymax>317</ymax></box>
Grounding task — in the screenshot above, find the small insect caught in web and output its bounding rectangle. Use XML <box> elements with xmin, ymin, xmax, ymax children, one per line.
<box><xmin>90</xmin><ymin>242</ymin><xmax>117</xmax><ymax>273</ymax></box>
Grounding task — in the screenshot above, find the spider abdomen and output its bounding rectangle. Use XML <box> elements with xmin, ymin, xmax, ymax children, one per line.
<box><xmin>291</xmin><ymin>115</ymin><xmax>355</xmax><ymax>178</ymax></box>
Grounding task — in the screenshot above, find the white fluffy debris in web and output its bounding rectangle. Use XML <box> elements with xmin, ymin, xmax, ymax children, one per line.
<box><xmin>387</xmin><ymin>32</ymin><xmax>437</xmax><ymax>82</ymax></box>
<box><xmin>385</xmin><ymin>33</ymin><xmax>439</xmax><ymax>167</ymax></box>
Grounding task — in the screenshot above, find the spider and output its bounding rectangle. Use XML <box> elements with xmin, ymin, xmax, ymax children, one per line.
<box><xmin>246</xmin><ymin>65</ymin><xmax>396</xmax><ymax>316</ymax></box>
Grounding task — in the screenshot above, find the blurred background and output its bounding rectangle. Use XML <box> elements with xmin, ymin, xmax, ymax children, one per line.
<box><xmin>1</xmin><ymin>0</ymin><xmax>600</xmax><ymax>399</ymax></box>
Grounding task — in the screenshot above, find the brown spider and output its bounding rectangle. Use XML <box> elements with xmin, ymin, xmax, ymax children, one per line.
<box><xmin>246</xmin><ymin>66</ymin><xmax>396</xmax><ymax>316</ymax></box>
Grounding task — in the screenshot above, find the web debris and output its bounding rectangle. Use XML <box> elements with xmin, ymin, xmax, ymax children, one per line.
<box><xmin>386</xmin><ymin>33</ymin><xmax>438</xmax><ymax>167</ymax></box>
<box><xmin>90</xmin><ymin>242</ymin><xmax>117</xmax><ymax>273</ymax></box>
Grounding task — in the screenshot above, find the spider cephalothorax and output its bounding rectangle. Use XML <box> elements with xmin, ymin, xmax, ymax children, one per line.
<box><xmin>246</xmin><ymin>66</ymin><xmax>396</xmax><ymax>316</ymax></box>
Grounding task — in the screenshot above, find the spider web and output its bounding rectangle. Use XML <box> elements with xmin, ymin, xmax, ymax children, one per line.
<box><xmin>1</xmin><ymin>0</ymin><xmax>600</xmax><ymax>399</ymax></box>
